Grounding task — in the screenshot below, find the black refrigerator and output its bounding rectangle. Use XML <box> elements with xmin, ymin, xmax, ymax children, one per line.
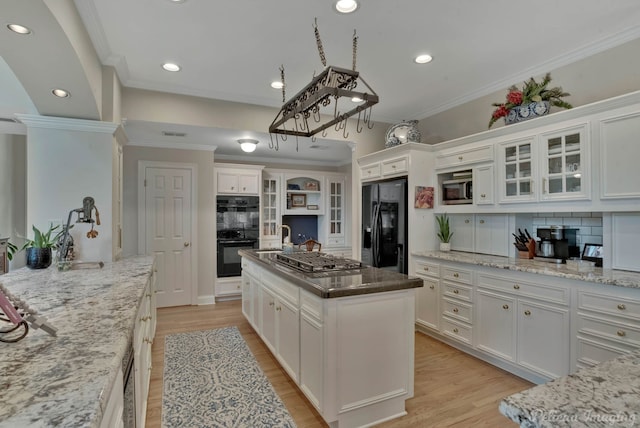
<box><xmin>361</xmin><ymin>178</ymin><xmax>408</xmax><ymax>274</ymax></box>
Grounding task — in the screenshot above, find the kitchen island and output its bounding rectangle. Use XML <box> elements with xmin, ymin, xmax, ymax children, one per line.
<box><xmin>0</xmin><ymin>256</ymin><xmax>155</xmax><ymax>428</ymax></box>
<box><xmin>239</xmin><ymin>249</ymin><xmax>422</xmax><ymax>428</ymax></box>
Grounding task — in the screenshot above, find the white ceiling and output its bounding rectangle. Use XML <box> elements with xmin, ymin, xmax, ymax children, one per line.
<box><xmin>3</xmin><ymin>1</ymin><xmax>640</xmax><ymax>165</ymax></box>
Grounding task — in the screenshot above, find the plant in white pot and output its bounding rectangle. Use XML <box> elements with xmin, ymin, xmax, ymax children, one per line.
<box><xmin>435</xmin><ymin>213</ymin><xmax>453</xmax><ymax>251</ymax></box>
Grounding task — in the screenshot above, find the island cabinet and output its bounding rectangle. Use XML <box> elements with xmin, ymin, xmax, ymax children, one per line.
<box><xmin>242</xmin><ymin>257</ymin><xmax>416</xmax><ymax>428</ymax></box>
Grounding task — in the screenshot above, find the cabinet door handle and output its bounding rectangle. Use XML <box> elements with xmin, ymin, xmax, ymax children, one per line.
<box><xmin>617</xmin><ymin>330</ymin><xmax>626</xmax><ymax>337</ymax></box>
<box><xmin>453</xmin><ymin>308</ymin><xmax>459</xmax><ymax>313</ymax></box>
<box><xmin>503</xmin><ymin>304</ymin><xmax>509</xmax><ymax>310</ymax></box>
<box><xmin>542</xmin><ymin>178</ymin><xmax>547</xmax><ymax>194</ymax></box>
<box><xmin>524</xmin><ymin>310</ymin><xmax>531</xmax><ymax>316</ymax></box>
<box><xmin>513</xmin><ymin>284</ymin><xmax>520</xmax><ymax>290</ymax></box>
<box><xmin>231</xmin><ymin>186</ymin><xmax>235</xmax><ymax>190</ymax></box>
<box><xmin>453</xmin><ymin>273</ymin><xmax>459</xmax><ymax>278</ymax></box>
<box><xmin>453</xmin><ymin>328</ymin><xmax>459</xmax><ymax>333</ymax></box>
<box><xmin>453</xmin><ymin>289</ymin><xmax>459</xmax><ymax>294</ymax></box>
<box><xmin>617</xmin><ymin>304</ymin><xmax>626</xmax><ymax>310</ymax></box>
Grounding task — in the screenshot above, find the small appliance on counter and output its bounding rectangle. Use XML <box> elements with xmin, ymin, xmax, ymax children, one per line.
<box><xmin>534</xmin><ymin>225</ymin><xmax>579</xmax><ymax>263</ymax></box>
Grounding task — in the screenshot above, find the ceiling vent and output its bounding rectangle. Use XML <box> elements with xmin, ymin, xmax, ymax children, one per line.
<box><xmin>162</xmin><ymin>131</ymin><xmax>187</xmax><ymax>137</ymax></box>
<box><xmin>309</xmin><ymin>144</ymin><xmax>330</xmax><ymax>150</ymax></box>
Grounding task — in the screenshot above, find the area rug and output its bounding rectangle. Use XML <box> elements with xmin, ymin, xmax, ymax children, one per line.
<box><xmin>162</xmin><ymin>326</ymin><xmax>297</xmax><ymax>428</ymax></box>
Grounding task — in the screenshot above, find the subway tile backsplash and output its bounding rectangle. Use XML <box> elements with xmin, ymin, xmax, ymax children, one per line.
<box><xmin>529</xmin><ymin>212</ymin><xmax>603</xmax><ymax>246</ymax></box>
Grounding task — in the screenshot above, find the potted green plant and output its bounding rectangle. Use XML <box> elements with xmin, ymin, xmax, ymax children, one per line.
<box><xmin>435</xmin><ymin>213</ymin><xmax>453</xmax><ymax>251</ymax></box>
<box><xmin>8</xmin><ymin>224</ymin><xmax>63</xmax><ymax>269</ymax></box>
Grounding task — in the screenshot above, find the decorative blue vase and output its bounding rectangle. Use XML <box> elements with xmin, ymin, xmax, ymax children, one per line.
<box><xmin>505</xmin><ymin>101</ymin><xmax>550</xmax><ymax>125</ymax></box>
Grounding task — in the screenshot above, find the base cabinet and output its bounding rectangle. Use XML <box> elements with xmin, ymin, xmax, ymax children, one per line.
<box><xmin>476</xmin><ymin>290</ymin><xmax>516</xmax><ymax>362</ymax></box>
<box><xmin>133</xmin><ymin>267</ymin><xmax>156</xmax><ymax>428</ymax></box>
<box><xmin>243</xmin><ymin>257</ymin><xmax>415</xmax><ymax>428</ymax></box>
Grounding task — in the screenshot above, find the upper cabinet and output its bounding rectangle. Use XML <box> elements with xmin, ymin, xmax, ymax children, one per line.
<box><xmin>215</xmin><ymin>163</ymin><xmax>263</xmax><ymax>195</ymax></box>
<box><xmin>599</xmin><ymin>110</ymin><xmax>640</xmax><ymax>200</ymax></box>
<box><xmin>261</xmin><ymin>172</ymin><xmax>282</xmax><ymax>249</ymax></box>
<box><xmin>497</xmin><ymin>123</ymin><xmax>590</xmax><ymax>204</ymax></box>
<box><xmin>325</xmin><ymin>175</ymin><xmax>346</xmax><ymax>247</ymax></box>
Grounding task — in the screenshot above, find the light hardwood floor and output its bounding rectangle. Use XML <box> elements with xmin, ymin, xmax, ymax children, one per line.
<box><xmin>146</xmin><ymin>300</ymin><xmax>531</xmax><ymax>427</ymax></box>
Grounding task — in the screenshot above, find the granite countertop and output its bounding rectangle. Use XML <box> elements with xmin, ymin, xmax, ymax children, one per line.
<box><xmin>413</xmin><ymin>250</ymin><xmax>640</xmax><ymax>289</ymax></box>
<box><xmin>0</xmin><ymin>256</ymin><xmax>154</xmax><ymax>428</ymax></box>
<box><xmin>499</xmin><ymin>350</ymin><xmax>640</xmax><ymax>427</ymax></box>
<box><xmin>239</xmin><ymin>250</ymin><xmax>423</xmax><ymax>298</ymax></box>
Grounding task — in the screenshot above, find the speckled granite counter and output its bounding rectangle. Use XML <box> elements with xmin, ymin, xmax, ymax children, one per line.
<box><xmin>499</xmin><ymin>350</ymin><xmax>640</xmax><ymax>427</ymax></box>
<box><xmin>0</xmin><ymin>256</ymin><xmax>154</xmax><ymax>428</ymax></box>
<box><xmin>239</xmin><ymin>250</ymin><xmax>422</xmax><ymax>298</ymax></box>
<box><xmin>413</xmin><ymin>250</ymin><xmax>640</xmax><ymax>289</ymax></box>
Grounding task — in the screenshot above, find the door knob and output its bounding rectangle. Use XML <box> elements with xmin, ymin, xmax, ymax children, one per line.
<box><xmin>184</xmin><ymin>242</ymin><xmax>190</xmax><ymax>247</ymax></box>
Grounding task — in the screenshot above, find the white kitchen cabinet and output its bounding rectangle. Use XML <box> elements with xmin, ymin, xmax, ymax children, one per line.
<box><xmin>474</xmin><ymin>164</ymin><xmax>494</xmax><ymax>205</ymax></box>
<box><xmin>359</xmin><ymin>154</ymin><xmax>409</xmax><ymax>182</ymax></box>
<box><xmin>299</xmin><ymin>290</ymin><xmax>324</xmax><ymax>410</ymax></box>
<box><xmin>474</xmin><ymin>214</ymin><xmax>509</xmax><ymax>256</ymax></box>
<box><xmin>261</xmin><ymin>172</ymin><xmax>282</xmax><ymax>249</ymax></box>
<box><xmin>497</xmin><ymin>124</ymin><xmax>589</xmax><ymax>204</ymax></box>
<box><xmin>599</xmin><ymin>110</ymin><xmax>640</xmax><ymax>200</ymax></box>
<box><xmin>134</xmin><ymin>266</ymin><xmax>156</xmax><ymax>428</ymax></box>
<box><xmin>574</xmin><ymin>288</ymin><xmax>640</xmax><ymax>370</ymax></box>
<box><xmin>476</xmin><ymin>289</ymin><xmax>517</xmax><ymax>361</ymax></box>
<box><xmin>440</xmin><ymin>263</ymin><xmax>474</xmax><ymax>346</ymax></box>
<box><xmin>539</xmin><ymin>124</ymin><xmax>589</xmax><ymax>201</ymax></box>
<box><xmin>414</xmin><ymin>258</ymin><xmax>440</xmax><ymax>332</ymax></box>
<box><xmin>260</xmin><ymin>272</ymin><xmax>300</xmax><ymax>383</ymax></box>
<box><xmin>100</xmin><ymin>367</ymin><xmax>124</xmax><ymax>428</ymax></box>
<box><xmin>215</xmin><ymin>164</ymin><xmax>263</xmax><ymax>195</ymax></box>
<box><xmin>498</xmin><ymin>136</ymin><xmax>537</xmax><ymax>203</ymax></box>
<box><xmin>435</xmin><ymin>143</ymin><xmax>494</xmax><ymax>170</ymax></box>
<box><xmin>449</xmin><ymin>214</ymin><xmax>474</xmax><ymax>252</ymax></box>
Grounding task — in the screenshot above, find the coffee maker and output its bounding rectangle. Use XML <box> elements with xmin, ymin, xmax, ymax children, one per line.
<box><xmin>536</xmin><ymin>225</ymin><xmax>579</xmax><ymax>262</ymax></box>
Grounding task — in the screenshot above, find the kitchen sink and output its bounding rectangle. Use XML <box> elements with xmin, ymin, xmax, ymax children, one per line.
<box><xmin>57</xmin><ymin>261</ymin><xmax>104</xmax><ymax>271</ymax></box>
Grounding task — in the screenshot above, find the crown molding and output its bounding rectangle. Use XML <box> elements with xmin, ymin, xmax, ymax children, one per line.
<box><xmin>0</xmin><ymin>120</ymin><xmax>26</xmax><ymax>135</ymax></box>
<box><xmin>15</xmin><ymin>114</ymin><xmax>119</xmax><ymax>134</ymax></box>
<box><xmin>127</xmin><ymin>140</ymin><xmax>218</xmax><ymax>152</ymax></box>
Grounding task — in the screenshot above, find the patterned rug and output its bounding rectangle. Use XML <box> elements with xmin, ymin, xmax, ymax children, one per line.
<box><xmin>162</xmin><ymin>326</ymin><xmax>297</xmax><ymax>428</ymax></box>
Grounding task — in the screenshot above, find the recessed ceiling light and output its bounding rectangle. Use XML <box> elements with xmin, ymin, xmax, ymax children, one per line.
<box><xmin>162</xmin><ymin>63</ymin><xmax>181</xmax><ymax>72</ymax></box>
<box><xmin>271</xmin><ymin>81</ymin><xmax>284</xmax><ymax>89</ymax></box>
<box><xmin>415</xmin><ymin>54</ymin><xmax>433</xmax><ymax>64</ymax></box>
<box><xmin>168</xmin><ymin>0</ymin><xmax>187</xmax><ymax>3</ymax></box>
<box><xmin>335</xmin><ymin>0</ymin><xmax>358</xmax><ymax>13</ymax></box>
<box><xmin>52</xmin><ymin>88</ymin><xmax>70</xmax><ymax>98</ymax></box>
<box><xmin>7</xmin><ymin>24</ymin><xmax>32</xmax><ymax>35</ymax></box>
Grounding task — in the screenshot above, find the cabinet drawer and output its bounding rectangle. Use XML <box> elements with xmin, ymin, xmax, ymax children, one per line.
<box><xmin>414</xmin><ymin>259</ymin><xmax>439</xmax><ymax>278</ymax></box>
<box><xmin>326</xmin><ymin>237</ymin><xmax>345</xmax><ymax>247</ymax></box>
<box><xmin>381</xmin><ymin>156</ymin><xmax>408</xmax><ymax>176</ymax></box>
<box><xmin>576</xmin><ymin>335</ymin><xmax>634</xmax><ymax>367</ymax></box>
<box><xmin>216</xmin><ymin>281</ymin><xmax>242</xmax><ymax>295</ymax></box>
<box><xmin>578</xmin><ymin>291</ymin><xmax>640</xmax><ymax>321</ymax></box>
<box><xmin>441</xmin><ymin>318</ymin><xmax>472</xmax><ymax>345</ymax></box>
<box><xmin>577</xmin><ymin>313</ymin><xmax>640</xmax><ymax>346</ymax></box>
<box><xmin>441</xmin><ymin>266</ymin><xmax>473</xmax><ymax>284</ymax></box>
<box><xmin>300</xmin><ymin>290</ymin><xmax>323</xmax><ymax>322</ymax></box>
<box><xmin>477</xmin><ymin>274</ymin><xmax>569</xmax><ymax>306</ymax></box>
<box><xmin>442</xmin><ymin>297</ymin><xmax>472</xmax><ymax>323</ymax></box>
<box><xmin>360</xmin><ymin>164</ymin><xmax>381</xmax><ymax>180</ymax></box>
<box><xmin>263</xmin><ymin>272</ymin><xmax>300</xmax><ymax>305</ymax></box>
<box><xmin>435</xmin><ymin>144</ymin><xmax>494</xmax><ymax>169</ymax></box>
<box><xmin>442</xmin><ymin>281</ymin><xmax>473</xmax><ymax>302</ymax></box>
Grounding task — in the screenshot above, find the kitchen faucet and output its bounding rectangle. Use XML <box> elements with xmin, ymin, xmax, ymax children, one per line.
<box><xmin>281</xmin><ymin>225</ymin><xmax>292</xmax><ymax>243</ymax></box>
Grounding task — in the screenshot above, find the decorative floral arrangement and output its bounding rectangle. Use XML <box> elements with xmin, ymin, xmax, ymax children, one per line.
<box><xmin>488</xmin><ymin>73</ymin><xmax>573</xmax><ymax>128</ymax></box>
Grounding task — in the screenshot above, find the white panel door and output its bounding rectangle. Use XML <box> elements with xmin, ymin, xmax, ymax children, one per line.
<box><xmin>144</xmin><ymin>167</ymin><xmax>193</xmax><ymax>307</ymax></box>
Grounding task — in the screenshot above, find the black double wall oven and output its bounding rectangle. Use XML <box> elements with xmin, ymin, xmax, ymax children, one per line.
<box><xmin>216</xmin><ymin>196</ymin><xmax>259</xmax><ymax>277</ymax></box>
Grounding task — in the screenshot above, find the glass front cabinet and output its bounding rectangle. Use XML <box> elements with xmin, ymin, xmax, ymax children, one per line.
<box><xmin>261</xmin><ymin>172</ymin><xmax>282</xmax><ymax>249</ymax></box>
<box><xmin>498</xmin><ymin>123</ymin><xmax>589</xmax><ymax>203</ymax></box>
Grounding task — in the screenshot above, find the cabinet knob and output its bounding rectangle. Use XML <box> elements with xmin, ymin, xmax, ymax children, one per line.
<box><xmin>524</xmin><ymin>310</ymin><xmax>531</xmax><ymax>316</ymax></box>
<box><xmin>423</xmin><ymin>266</ymin><xmax>429</xmax><ymax>271</ymax></box>
<box><xmin>392</xmin><ymin>165</ymin><xmax>396</xmax><ymax>169</ymax></box>
<box><xmin>276</xmin><ymin>306</ymin><xmax>282</xmax><ymax>312</ymax></box>
<box><xmin>231</xmin><ymin>186</ymin><xmax>235</xmax><ymax>190</ymax></box>
<box><xmin>481</xmin><ymin>194</ymin><xmax>486</xmax><ymax>198</ymax></box>
<box><xmin>237</xmin><ymin>285</ymin><xmax>241</xmax><ymax>289</ymax></box>
<box><xmin>453</xmin><ymin>308</ymin><xmax>459</xmax><ymax>313</ymax></box>
<box><xmin>144</xmin><ymin>338</ymin><xmax>153</xmax><ymax>344</ymax></box>
<box><xmin>269</xmin><ymin>301</ymin><xmax>274</xmax><ymax>306</ymax></box>
<box><xmin>479</xmin><ymin>219</ymin><xmax>485</xmax><ymax>224</ymax></box>
<box><xmin>617</xmin><ymin>304</ymin><xmax>626</xmax><ymax>310</ymax></box>
<box><xmin>503</xmin><ymin>304</ymin><xmax>509</xmax><ymax>310</ymax></box>
<box><xmin>513</xmin><ymin>284</ymin><xmax>520</xmax><ymax>290</ymax></box>
<box><xmin>429</xmin><ymin>285</ymin><xmax>435</xmax><ymax>290</ymax></box>
<box><xmin>453</xmin><ymin>273</ymin><xmax>459</xmax><ymax>278</ymax></box>
<box><xmin>184</xmin><ymin>242</ymin><xmax>190</xmax><ymax>247</ymax></box>
<box><xmin>465</xmin><ymin>219</ymin><xmax>470</xmax><ymax>224</ymax></box>
<box><xmin>458</xmin><ymin>156</ymin><xmax>463</xmax><ymax>161</ymax></box>
<box><xmin>453</xmin><ymin>328</ymin><xmax>459</xmax><ymax>333</ymax></box>
<box><xmin>617</xmin><ymin>330</ymin><xmax>626</xmax><ymax>337</ymax></box>
<box><xmin>453</xmin><ymin>289</ymin><xmax>459</xmax><ymax>294</ymax></box>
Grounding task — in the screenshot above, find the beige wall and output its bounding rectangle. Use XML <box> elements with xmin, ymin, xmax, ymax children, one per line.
<box><xmin>419</xmin><ymin>37</ymin><xmax>640</xmax><ymax>143</ymax></box>
<box><xmin>0</xmin><ymin>134</ymin><xmax>26</xmax><ymax>269</ymax></box>
<box><xmin>122</xmin><ymin>145</ymin><xmax>216</xmax><ymax>301</ymax></box>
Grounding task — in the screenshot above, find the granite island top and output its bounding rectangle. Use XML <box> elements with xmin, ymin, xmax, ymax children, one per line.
<box><xmin>413</xmin><ymin>250</ymin><xmax>640</xmax><ymax>289</ymax></box>
<box><xmin>239</xmin><ymin>249</ymin><xmax>422</xmax><ymax>298</ymax></box>
<box><xmin>499</xmin><ymin>350</ymin><xmax>640</xmax><ymax>427</ymax></box>
<box><xmin>0</xmin><ymin>256</ymin><xmax>154</xmax><ymax>428</ymax></box>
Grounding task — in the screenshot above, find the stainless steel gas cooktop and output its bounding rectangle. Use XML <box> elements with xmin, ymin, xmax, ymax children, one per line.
<box><xmin>275</xmin><ymin>252</ymin><xmax>362</xmax><ymax>273</ymax></box>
